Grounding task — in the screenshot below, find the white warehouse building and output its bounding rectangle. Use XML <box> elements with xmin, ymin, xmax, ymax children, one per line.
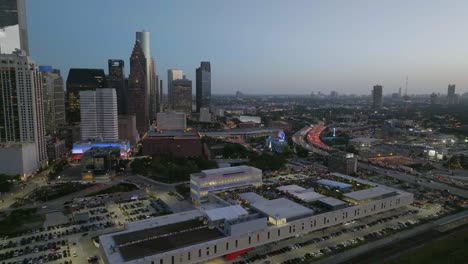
<box><xmin>100</xmin><ymin>173</ymin><xmax>413</xmax><ymax>264</ymax></box>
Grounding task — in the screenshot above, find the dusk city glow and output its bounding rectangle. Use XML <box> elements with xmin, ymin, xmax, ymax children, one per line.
<box><xmin>0</xmin><ymin>1</ymin><xmax>467</xmax><ymax>264</ymax></box>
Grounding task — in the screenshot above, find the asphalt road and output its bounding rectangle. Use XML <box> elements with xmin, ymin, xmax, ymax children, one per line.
<box><xmin>359</xmin><ymin>163</ymin><xmax>468</xmax><ymax>199</ymax></box>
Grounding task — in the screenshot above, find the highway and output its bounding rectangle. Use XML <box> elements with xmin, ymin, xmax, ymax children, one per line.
<box><xmin>292</xmin><ymin>126</ymin><xmax>329</xmax><ymax>156</ymax></box>
<box><xmin>359</xmin><ymin>162</ymin><xmax>468</xmax><ymax>199</ymax></box>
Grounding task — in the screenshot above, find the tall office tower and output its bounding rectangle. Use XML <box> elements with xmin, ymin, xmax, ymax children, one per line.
<box><xmin>135</xmin><ymin>31</ymin><xmax>152</xmax><ymax>119</ymax></box>
<box><xmin>79</xmin><ymin>88</ymin><xmax>118</xmax><ymax>142</ymax></box>
<box><xmin>447</xmin><ymin>84</ymin><xmax>456</xmax><ymax>105</ymax></box>
<box><xmin>159</xmin><ymin>79</ymin><xmax>163</xmax><ymax>112</ymax></box>
<box><xmin>0</xmin><ymin>51</ymin><xmax>47</xmax><ymax>175</ymax></box>
<box><xmin>167</xmin><ymin>69</ymin><xmax>183</xmax><ymax>109</ymax></box>
<box><xmin>196</xmin><ymin>61</ymin><xmax>211</xmax><ymax>112</ymax></box>
<box><xmin>0</xmin><ymin>0</ymin><xmax>29</xmax><ymax>54</ymax></box>
<box><xmin>172</xmin><ymin>78</ymin><xmax>192</xmax><ymax>114</ymax></box>
<box><xmin>372</xmin><ymin>85</ymin><xmax>383</xmax><ymax>109</ymax></box>
<box><xmin>149</xmin><ymin>57</ymin><xmax>158</xmax><ymax>122</ymax></box>
<box><xmin>107</xmin><ymin>59</ymin><xmax>126</xmax><ymax>115</ymax></box>
<box><xmin>39</xmin><ymin>66</ymin><xmax>65</xmax><ymax>135</ymax></box>
<box><xmin>127</xmin><ymin>40</ymin><xmax>148</xmax><ymax>134</ymax></box>
<box><xmin>66</xmin><ymin>68</ymin><xmax>106</xmax><ymax>124</ymax></box>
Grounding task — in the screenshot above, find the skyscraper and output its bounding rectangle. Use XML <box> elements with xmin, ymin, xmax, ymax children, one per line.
<box><xmin>167</xmin><ymin>69</ymin><xmax>183</xmax><ymax>109</ymax></box>
<box><xmin>159</xmin><ymin>79</ymin><xmax>163</xmax><ymax>112</ymax></box>
<box><xmin>66</xmin><ymin>68</ymin><xmax>106</xmax><ymax>124</ymax></box>
<box><xmin>135</xmin><ymin>31</ymin><xmax>155</xmax><ymax>119</ymax></box>
<box><xmin>149</xmin><ymin>58</ymin><xmax>158</xmax><ymax>122</ymax></box>
<box><xmin>127</xmin><ymin>40</ymin><xmax>149</xmax><ymax>134</ymax></box>
<box><xmin>0</xmin><ymin>0</ymin><xmax>29</xmax><ymax>54</ymax></box>
<box><xmin>196</xmin><ymin>61</ymin><xmax>211</xmax><ymax>112</ymax></box>
<box><xmin>107</xmin><ymin>59</ymin><xmax>126</xmax><ymax>115</ymax></box>
<box><xmin>372</xmin><ymin>85</ymin><xmax>383</xmax><ymax>109</ymax></box>
<box><xmin>40</xmin><ymin>66</ymin><xmax>65</xmax><ymax>135</ymax></box>
<box><xmin>0</xmin><ymin>50</ymin><xmax>47</xmax><ymax>175</ymax></box>
<box><xmin>80</xmin><ymin>88</ymin><xmax>118</xmax><ymax>142</ymax></box>
<box><xmin>172</xmin><ymin>78</ymin><xmax>192</xmax><ymax>114</ymax></box>
<box><xmin>447</xmin><ymin>84</ymin><xmax>456</xmax><ymax>105</ymax></box>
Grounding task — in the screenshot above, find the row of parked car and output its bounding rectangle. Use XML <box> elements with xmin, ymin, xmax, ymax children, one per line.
<box><xmin>0</xmin><ymin>240</ymin><xmax>67</xmax><ymax>261</ymax></box>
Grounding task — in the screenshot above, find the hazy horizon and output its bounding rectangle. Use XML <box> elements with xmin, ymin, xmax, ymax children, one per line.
<box><xmin>28</xmin><ymin>0</ymin><xmax>468</xmax><ymax>95</ymax></box>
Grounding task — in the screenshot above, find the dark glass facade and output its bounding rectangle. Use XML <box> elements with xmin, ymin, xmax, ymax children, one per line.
<box><xmin>65</xmin><ymin>68</ymin><xmax>106</xmax><ymax>124</ymax></box>
<box><xmin>108</xmin><ymin>59</ymin><xmax>127</xmax><ymax>115</ymax></box>
<box><xmin>127</xmin><ymin>41</ymin><xmax>148</xmax><ymax>134</ymax></box>
<box><xmin>196</xmin><ymin>61</ymin><xmax>211</xmax><ymax>112</ymax></box>
<box><xmin>173</xmin><ymin>78</ymin><xmax>192</xmax><ymax>114</ymax></box>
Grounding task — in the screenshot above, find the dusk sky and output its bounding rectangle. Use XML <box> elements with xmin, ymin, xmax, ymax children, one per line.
<box><xmin>28</xmin><ymin>0</ymin><xmax>468</xmax><ymax>95</ymax></box>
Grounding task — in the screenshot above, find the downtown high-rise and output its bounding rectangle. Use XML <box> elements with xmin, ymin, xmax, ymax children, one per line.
<box><xmin>0</xmin><ymin>51</ymin><xmax>47</xmax><ymax>175</ymax></box>
<box><xmin>39</xmin><ymin>66</ymin><xmax>65</xmax><ymax>135</ymax></box>
<box><xmin>447</xmin><ymin>84</ymin><xmax>456</xmax><ymax>105</ymax></box>
<box><xmin>372</xmin><ymin>85</ymin><xmax>383</xmax><ymax>110</ymax></box>
<box><xmin>66</xmin><ymin>68</ymin><xmax>106</xmax><ymax>124</ymax></box>
<box><xmin>80</xmin><ymin>88</ymin><xmax>118</xmax><ymax>142</ymax></box>
<box><xmin>172</xmin><ymin>77</ymin><xmax>192</xmax><ymax>114</ymax></box>
<box><xmin>0</xmin><ymin>0</ymin><xmax>47</xmax><ymax>176</ymax></box>
<box><xmin>196</xmin><ymin>61</ymin><xmax>211</xmax><ymax>112</ymax></box>
<box><xmin>127</xmin><ymin>31</ymin><xmax>158</xmax><ymax>133</ymax></box>
<box><xmin>127</xmin><ymin>39</ymin><xmax>149</xmax><ymax>134</ymax></box>
<box><xmin>0</xmin><ymin>0</ymin><xmax>29</xmax><ymax>54</ymax></box>
<box><xmin>107</xmin><ymin>59</ymin><xmax>127</xmax><ymax>115</ymax></box>
<box><xmin>167</xmin><ymin>69</ymin><xmax>183</xmax><ymax>110</ymax></box>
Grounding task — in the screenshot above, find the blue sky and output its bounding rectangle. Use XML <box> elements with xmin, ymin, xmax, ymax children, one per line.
<box><xmin>28</xmin><ymin>0</ymin><xmax>468</xmax><ymax>95</ymax></box>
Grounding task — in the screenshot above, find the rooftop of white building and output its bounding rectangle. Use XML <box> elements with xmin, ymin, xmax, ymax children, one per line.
<box><xmin>251</xmin><ymin>198</ymin><xmax>314</xmax><ymax>220</ymax></box>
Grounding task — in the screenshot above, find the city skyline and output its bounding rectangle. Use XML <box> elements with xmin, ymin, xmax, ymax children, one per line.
<box><xmin>27</xmin><ymin>0</ymin><xmax>468</xmax><ymax>95</ymax></box>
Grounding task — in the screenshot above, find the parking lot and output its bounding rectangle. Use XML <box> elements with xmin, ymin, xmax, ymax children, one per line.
<box><xmin>0</xmin><ymin>191</ymin><xmax>174</xmax><ymax>264</ymax></box>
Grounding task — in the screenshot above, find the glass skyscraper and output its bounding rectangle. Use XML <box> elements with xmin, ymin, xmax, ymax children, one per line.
<box><xmin>196</xmin><ymin>61</ymin><xmax>211</xmax><ymax>112</ymax></box>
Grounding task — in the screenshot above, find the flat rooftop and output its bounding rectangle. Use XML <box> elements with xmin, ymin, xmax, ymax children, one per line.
<box><xmin>193</xmin><ymin>165</ymin><xmax>261</xmax><ymax>179</ymax></box>
<box><xmin>344</xmin><ymin>186</ymin><xmax>397</xmax><ymax>201</ymax></box>
<box><xmin>318</xmin><ymin>197</ymin><xmax>347</xmax><ymax>207</ymax></box>
<box><xmin>277</xmin><ymin>184</ymin><xmax>306</xmax><ymax>193</ymax></box>
<box><xmin>239</xmin><ymin>192</ymin><xmax>267</xmax><ymax>204</ymax></box>
<box><xmin>317</xmin><ymin>179</ymin><xmax>353</xmax><ymax>189</ymax></box>
<box><xmin>113</xmin><ymin>218</ymin><xmax>225</xmax><ymax>261</ymax></box>
<box><xmin>113</xmin><ymin>219</ymin><xmax>204</xmax><ymax>246</ymax></box>
<box><xmin>119</xmin><ymin>226</ymin><xmax>224</xmax><ymax>261</ymax></box>
<box><xmin>293</xmin><ymin>191</ymin><xmax>326</xmax><ymax>202</ymax></box>
<box><xmin>205</xmin><ymin>205</ymin><xmax>248</xmax><ymax>221</ymax></box>
<box><xmin>251</xmin><ymin>198</ymin><xmax>313</xmax><ymax>220</ymax></box>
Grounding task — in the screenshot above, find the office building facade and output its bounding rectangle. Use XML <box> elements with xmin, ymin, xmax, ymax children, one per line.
<box><xmin>191</xmin><ymin>166</ymin><xmax>263</xmax><ymax>204</ymax></box>
<box><xmin>372</xmin><ymin>85</ymin><xmax>383</xmax><ymax>109</ymax></box>
<box><xmin>196</xmin><ymin>61</ymin><xmax>211</xmax><ymax>112</ymax></box>
<box><xmin>40</xmin><ymin>66</ymin><xmax>65</xmax><ymax>135</ymax></box>
<box><xmin>0</xmin><ymin>0</ymin><xmax>29</xmax><ymax>54</ymax></box>
<box><xmin>66</xmin><ymin>68</ymin><xmax>106</xmax><ymax>124</ymax></box>
<box><xmin>149</xmin><ymin>58</ymin><xmax>159</xmax><ymax>122</ymax></box>
<box><xmin>0</xmin><ymin>51</ymin><xmax>47</xmax><ymax>175</ymax></box>
<box><xmin>156</xmin><ymin>112</ymin><xmax>186</xmax><ymax>130</ymax></box>
<box><xmin>127</xmin><ymin>40</ymin><xmax>149</xmax><ymax>134</ymax></box>
<box><xmin>167</xmin><ymin>69</ymin><xmax>183</xmax><ymax>109</ymax></box>
<box><xmin>447</xmin><ymin>84</ymin><xmax>456</xmax><ymax>105</ymax></box>
<box><xmin>172</xmin><ymin>78</ymin><xmax>192</xmax><ymax>114</ymax></box>
<box><xmin>107</xmin><ymin>59</ymin><xmax>127</xmax><ymax>115</ymax></box>
<box><xmin>328</xmin><ymin>153</ymin><xmax>357</xmax><ymax>175</ymax></box>
<box><xmin>80</xmin><ymin>88</ymin><xmax>118</xmax><ymax>142</ymax></box>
